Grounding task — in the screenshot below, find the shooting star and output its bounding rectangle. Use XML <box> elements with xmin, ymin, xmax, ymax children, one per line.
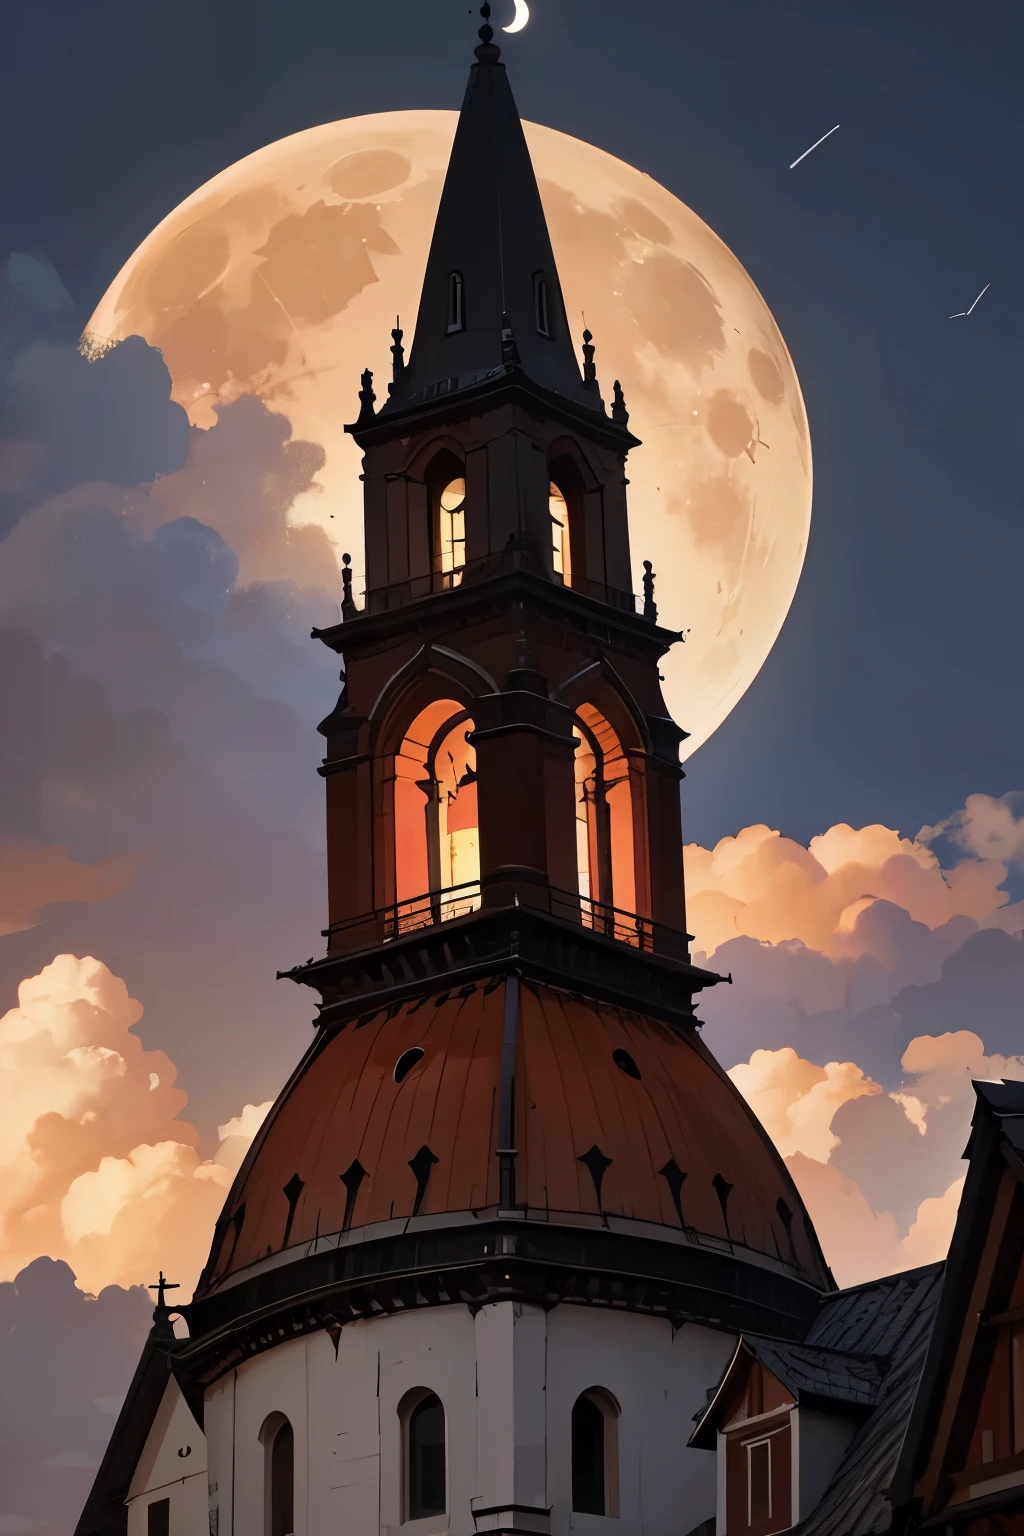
<box><xmin>790</xmin><ymin>124</ymin><xmax>840</xmax><ymax>170</ymax></box>
<box><xmin>949</xmin><ymin>283</ymin><xmax>990</xmax><ymax>319</ymax></box>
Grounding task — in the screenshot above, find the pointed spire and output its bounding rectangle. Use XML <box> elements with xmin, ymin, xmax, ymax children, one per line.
<box><xmin>612</xmin><ymin>379</ymin><xmax>630</xmax><ymax>427</ymax></box>
<box><xmin>383</xmin><ymin>28</ymin><xmax>598</xmax><ymax>417</ymax></box>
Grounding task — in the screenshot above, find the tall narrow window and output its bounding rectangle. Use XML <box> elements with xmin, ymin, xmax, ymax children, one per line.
<box><xmin>534</xmin><ymin>271</ymin><xmax>551</xmax><ymax>336</ymax></box>
<box><xmin>574</xmin><ymin>708</ymin><xmax>634</xmax><ymax>920</ymax></box>
<box><xmin>147</xmin><ymin>1500</ymin><xmax>170</xmax><ymax>1536</ymax></box>
<box><xmin>550</xmin><ymin>482</ymin><xmax>572</xmax><ymax>586</ymax></box>
<box><xmin>392</xmin><ymin>701</ymin><xmax>480</xmax><ymax>930</ymax></box>
<box><xmin>571</xmin><ymin>1390</ymin><xmax>619</xmax><ymax>1517</ymax></box>
<box><xmin>447</xmin><ymin>271</ymin><xmax>465</xmax><ymax>333</ymax></box>
<box><xmin>405</xmin><ymin>1392</ymin><xmax>447</xmax><ymax>1519</ymax></box>
<box><xmin>437</xmin><ymin>477</ymin><xmax>466</xmax><ymax>586</ymax></box>
<box><xmin>747</xmin><ymin>1437</ymin><xmax>771</xmax><ymax>1526</ymax></box>
<box><xmin>261</xmin><ymin>1414</ymin><xmax>294</xmax><ymax>1536</ymax></box>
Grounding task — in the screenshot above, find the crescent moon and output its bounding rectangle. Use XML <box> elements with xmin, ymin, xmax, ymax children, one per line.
<box><xmin>503</xmin><ymin>0</ymin><xmax>529</xmax><ymax>33</ymax></box>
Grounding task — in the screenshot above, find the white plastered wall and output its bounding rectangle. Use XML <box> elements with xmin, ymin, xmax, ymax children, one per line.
<box><xmin>199</xmin><ymin>1299</ymin><xmax>733</xmax><ymax>1536</ymax></box>
<box><xmin>126</xmin><ymin>1376</ymin><xmax>207</xmax><ymax>1536</ymax></box>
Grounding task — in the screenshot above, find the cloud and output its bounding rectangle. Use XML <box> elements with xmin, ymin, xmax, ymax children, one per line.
<box><xmin>0</xmin><ymin>336</ymin><xmax>189</xmax><ymax>536</ymax></box>
<box><xmin>729</xmin><ymin>1033</ymin><xmax>1024</xmax><ymax>1286</ymax></box>
<box><xmin>0</xmin><ymin>841</ymin><xmax>138</xmax><ymax>937</ymax></box>
<box><xmin>0</xmin><ymin>1257</ymin><xmax>151</xmax><ymax>1536</ymax></box>
<box><xmin>921</xmin><ymin>790</ymin><xmax>1024</xmax><ymax>868</ymax></box>
<box><xmin>0</xmin><ymin>952</ymin><xmax>269</xmax><ymax>1297</ymax></box>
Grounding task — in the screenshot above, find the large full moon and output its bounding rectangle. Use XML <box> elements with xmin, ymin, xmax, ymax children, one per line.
<box><xmin>88</xmin><ymin>111</ymin><xmax>811</xmax><ymax>757</ymax></box>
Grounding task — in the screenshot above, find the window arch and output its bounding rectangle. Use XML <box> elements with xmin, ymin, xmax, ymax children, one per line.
<box><xmin>572</xmin><ymin>1389</ymin><xmax>620</xmax><ymax>1517</ymax></box>
<box><xmin>400</xmin><ymin>1389</ymin><xmax>448</xmax><ymax>1520</ymax></box>
<box><xmin>260</xmin><ymin>1413</ymin><xmax>294</xmax><ymax>1536</ymax></box>
<box><xmin>447</xmin><ymin>271</ymin><xmax>465</xmax><ymax>333</ymax></box>
<box><xmin>548</xmin><ymin>452</ymin><xmax>586</xmax><ymax>589</ymax></box>
<box><xmin>425</xmin><ymin>449</ymin><xmax>467</xmax><ymax>590</ymax></box>
<box><xmin>393</xmin><ymin>699</ymin><xmax>480</xmax><ymax>926</ymax></box>
<box><xmin>534</xmin><ymin>271</ymin><xmax>551</xmax><ymax>337</ymax></box>
<box><xmin>574</xmin><ymin>705</ymin><xmax>635</xmax><ymax>919</ymax></box>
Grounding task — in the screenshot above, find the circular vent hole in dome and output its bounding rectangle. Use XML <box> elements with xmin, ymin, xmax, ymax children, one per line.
<box><xmin>612</xmin><ymin>1048</ymin><xmax>641</xmax><ymax>1080</ymax></box>
<box><xmin>394</xmin><ymin>1047</ymin><xmax>425</xmax><ymax>1084</ymax></box>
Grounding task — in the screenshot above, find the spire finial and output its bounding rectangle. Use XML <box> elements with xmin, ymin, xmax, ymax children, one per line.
<box><xmin>612</xmin><ymin>379</ymin><xmax>630</xmax><ymax>426</ymax></box>
<box><xmin>389</xmin><ymin>318</ymin><xmax>405</xmax><ymax>396</ymax></box>
<box><xmin>476</xmin><ymin>2</ymin><xmax>501</xmax><ymax>60</ymax></box>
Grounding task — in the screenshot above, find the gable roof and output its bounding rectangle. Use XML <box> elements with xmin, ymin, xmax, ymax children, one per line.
<box><xmin>75</xmin><ymin>1308</ymin><xmax>192</xmax><ymax>1536</ymax></box>
<box><xmin>889</xmin><ymin>1079</ymin><xmax>1024</xmax><ymax>1520</ymax></box>
<box><xmin>688</xmin><ymin>1262</ymin><xmax>944</xmax><ymax>1536</ymax></box>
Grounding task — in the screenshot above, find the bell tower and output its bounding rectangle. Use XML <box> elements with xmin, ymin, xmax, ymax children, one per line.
<box><xmin>158</xmin><ymin>16</ymin><xmax>833</xmax><ymax>1536</ymax></box>
<box><xmin>313</xmin><ymin>12</ymin><xmax>696</xmax><ymax>998</ymax></box>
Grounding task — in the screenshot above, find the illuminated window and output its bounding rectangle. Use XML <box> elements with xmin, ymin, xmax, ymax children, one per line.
<box><xmin>571</xmin><ymin>1390</ymin><xmax>620</xmax><ymax>1517</ymax></box>
<box><xmin>393</xmin><ymin>700</ymin><xmax>480</xmax><ymax>927</ymax></box>
<box><xmin>534</xmin><ymin>272</ymin><xmax>551</xmax><ymax>336</ymax></box>
<box><xmin>447</xmin><ymin>271</ymin><xmax>465</xmax><ymax>333</ymax></box>
<box><xmin>574</xmin><ymin>707</ymin><xmax>634</xmax><ymax>918</ymax></box>
<box><xmin>747</xmin><ymin>1438</ymin><xmax>771</xmax><ymax>1526</ymax></box>
<box><xmin>260</xmin><ymin>1414</ymin><xmax>294</xmax><ymax>1536</ymax></box>
<box><xmin>402</xmin><ymin>1391</ymin><xmax>447</xmax><ymax>1519</ymax></box>
<box><xmin>550</xmin><ymin>482</ymin><xmax>571</xmax><ymax>586</ymax></box>
<box><xmin>437</xmin><ymin>477</ymin><xmax>466</xmax><ymax>587</ymax></box>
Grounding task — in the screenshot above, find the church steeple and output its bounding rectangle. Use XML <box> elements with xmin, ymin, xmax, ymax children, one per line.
<box><xmin>380</xmin><ymin>8</ymin><xmax>597</xmax><ymax>419</ymax></box>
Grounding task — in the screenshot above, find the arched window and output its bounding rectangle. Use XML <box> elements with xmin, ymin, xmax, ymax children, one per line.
<box><xmin>393</xmin><ymin>700</ymin><xmax>480</xmax><ymax>927</ymax></box>
<box><xmin>550</xmin><ymin>482</ymin><xmax>572</xmax><ymax>586</ymax></box>
<box><xmin>547</xmin><ymin>454</ymin><xmax>585</xmax><ymax>588</ymax></box>
<box><xmin>401</xmin><ymin>1390</ymin><xmax>447</xmax><ymax>1520</ymax></box>
<box><xmin>572</xmin><ymin>1389</ymin><xmax>620</xmax><ymax>1517</ymax></box>
<box><xmin>426</xmin><ymin>450</ymin><xmax>468</xmax><ymax>590</ymax></box>
<box><xmin>447</xmin><ymin>271</ymin><xmax>465</xmax><ymax>333</ymax></box>
<box><xmin>260</xmin><ymin>1413</ymin><xmax>294</xmax><ymax>1536</ymax></box>
<box><xmin>574</xmin><ymin>706</ymin><xmax>635</xmax><ymax>920</ymax></box>
<box><xmin>534</xmin><ymin>271</ymin><xmax>551</xmax><ymax>336</ymax></box>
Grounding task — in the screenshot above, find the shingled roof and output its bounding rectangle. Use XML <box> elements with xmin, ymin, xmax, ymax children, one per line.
<box><xmin>797</xmin><ymin>1262</ymin><xmax>945</xmax><ymax>1536</ymax></box>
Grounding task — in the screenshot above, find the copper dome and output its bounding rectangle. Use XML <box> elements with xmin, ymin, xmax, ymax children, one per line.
<box><xmin>198</xmin><ymin>977</ymin><xmax>829</xmax><ymax>1297</ymax></box>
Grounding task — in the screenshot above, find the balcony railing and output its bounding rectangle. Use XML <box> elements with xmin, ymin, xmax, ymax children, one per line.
<box><xmin>324</xmin><ymin>881</ymin><xmax>690</xmax><ymax>963</ymax></box>
<box><xmin>362</xmin><ymin>551</ymin><xmax>639</xmax><ymax>618</ymax></box>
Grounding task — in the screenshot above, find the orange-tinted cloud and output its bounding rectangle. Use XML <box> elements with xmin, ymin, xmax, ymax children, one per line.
<box><xmin>0</xmin><ymin>953</ymin><xmax>268</xmax><ymax>1296</ymax></box>
<box><xmin>0</xmin><ymin>840</ymin><xmax>138</xmax><ymax>937</ymax></box>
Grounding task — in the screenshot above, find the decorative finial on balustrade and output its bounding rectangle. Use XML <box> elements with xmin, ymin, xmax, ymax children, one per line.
<box><xmin>581</xmin><ymin>325</ymin><xmax>599</xmax><ymax>393</ymax></box>
<box><xmin>612</xmin><ymin>379</ymin><xmax>629</xmax><ymax>426</ymax></box>
<box><xmin>643</xmin><ymin>560</ymin><xmax>658</xmax><ymax>622</ymax></box>
<box><xmin>356</xmin><ymin>367</ymin><xmax>376</xmax><ymax>425</ymax></box>
<box><xmin>341</xmin><ymin>553</ymin><xmax>358</xmax><ymax>620</ymax></box>
<box><xmin>389</xmin><ymin>318</ymin><xmax>405</xmax><ymax>394</ymax></box>
<box><xmin>501</xmin><ymin>311</ymin><xmax>521</xmax><ymax>367</ymax></box>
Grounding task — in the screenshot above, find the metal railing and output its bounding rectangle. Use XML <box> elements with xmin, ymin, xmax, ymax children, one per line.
<box><xmin>362</xmin><ymin>551</ymin><xmax>639</xmax><ymax>618</ymax></box>
<box><xmin>325</xmin><ymin>880</ymin><xmax>690</xmax><ymax>962</ymax></box>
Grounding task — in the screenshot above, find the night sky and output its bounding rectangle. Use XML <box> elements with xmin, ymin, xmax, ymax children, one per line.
<box><xmin>3</xmin><ymin>0</ymin><xmax>1022</xmax><ymax>846</ymax></box>
<box><xmin>2</xmin><ymin>9</ymin><xmax>1023</xmax><ymax>1528</ymax></box>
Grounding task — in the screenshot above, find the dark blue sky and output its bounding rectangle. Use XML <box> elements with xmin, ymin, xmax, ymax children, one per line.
<box><xmin>2</xmin><ymin>0</ymin><xmax>1021</xmax><ymax>846</ymax></box>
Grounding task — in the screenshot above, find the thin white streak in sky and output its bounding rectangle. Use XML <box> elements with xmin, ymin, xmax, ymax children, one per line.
<box><xmin>790</xmin><ymin>124</ymin><xmax>841</xmax><ymax>169</ymax></box>
<box><xmin>949</xmin><ymin>283</ymin><xmax>991</xmax><ymax>319</ymax></box>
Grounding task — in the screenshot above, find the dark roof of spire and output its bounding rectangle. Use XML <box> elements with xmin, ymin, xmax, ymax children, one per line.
<box><xmin>381</xmin><ymin>35</ymin><xmax>597</xmax><ymax>418</ymax></box>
